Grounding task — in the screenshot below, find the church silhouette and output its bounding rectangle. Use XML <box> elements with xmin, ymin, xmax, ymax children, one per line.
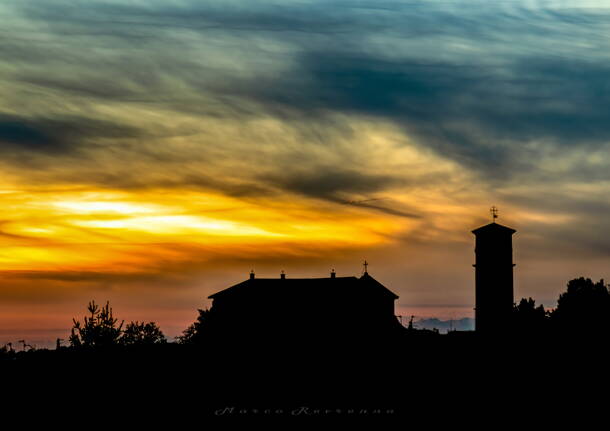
<box><xmin>206</xmin><ymin>266</ymin><xmax>404</xmax><ymax>342</ymax></box>
<box><xmin>204</xmin><ymin>209</ymin><xmax>517</xmax><ymax>337</ymax></box>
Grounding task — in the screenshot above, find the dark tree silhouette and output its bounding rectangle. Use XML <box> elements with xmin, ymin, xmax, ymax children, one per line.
<box><xmin>70</xmin><ymin>300</ymin><xmax>124</xmax><ymax>348</ymax></box>
<box><xmin>121</xmin><ymin>321</ymin><xmax>167</xmax><ymax>345</ymax></box>
<box><xmin>512</xmin><ymin>297</ymin><xmax>548</xmax><ymax>333</ymax></box>
<box><xmin>0</xmin><ymin>343</ymin><xmax>16</xmax><ymax>360</ymax></box>
<box><xmin>176</xmin><ymin>308</ymin><xmax>212</xmax><ymax>344</ymax></box>
<box><xmin>550</xmin><ymin>277</ymin><xmax>610</xmax><ymax>333</ymax></box>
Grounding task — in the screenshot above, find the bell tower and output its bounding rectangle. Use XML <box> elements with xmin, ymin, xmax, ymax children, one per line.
<box><xmin>472</xmin><ymin>208</ymin><xmax>516</xmax><ymax>333</ymax></box>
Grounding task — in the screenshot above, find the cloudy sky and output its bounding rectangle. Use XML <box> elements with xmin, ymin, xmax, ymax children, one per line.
<box><xmin>1</xmin><ymin>0</ymin><xmax>610</xmax><ymax>345</ymax></box>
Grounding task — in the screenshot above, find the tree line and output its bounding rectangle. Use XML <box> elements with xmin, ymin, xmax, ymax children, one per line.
<box><xmin>1</xmin><ymin>275</ymin><xmax>610</xmax><ymax>357</ymax></box>
<box><xmin>512</xmin><ymin>276</ymin><xmax>610</xmax><ymax>334</ymax></box>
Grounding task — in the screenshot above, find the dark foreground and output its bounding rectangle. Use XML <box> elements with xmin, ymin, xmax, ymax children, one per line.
<box><xmin>2</xmin><ymin>333</ymin><xmax>606</xmax><ymax>421</ymax></box>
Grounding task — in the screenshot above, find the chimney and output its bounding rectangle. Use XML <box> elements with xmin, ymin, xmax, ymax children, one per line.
<box><xmin>249</xmin><ymin>270</ymin><xmax>255</xmax><ymax>280</ymax></box>
<box><xmin>330</xmin><ymin>269</ymin><xmax>336</xmax><ymax>278</ymax></box>
<box><xmin>280</xmin><ymin>270</ymin><xmax>286</xmax><ymax>280</ymax></box>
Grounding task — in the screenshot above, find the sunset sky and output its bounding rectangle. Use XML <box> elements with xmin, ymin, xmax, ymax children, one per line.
<box><xmin>2</xmin><ymin>0</ymin><xmax>610</xmax><ymax>346</ymax></box>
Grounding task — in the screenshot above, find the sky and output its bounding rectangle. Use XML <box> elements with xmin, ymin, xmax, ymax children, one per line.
<box><xmin>2</xmin><ymin>0</ymin><xmax>610</xmax><ymax>346</ymax></box>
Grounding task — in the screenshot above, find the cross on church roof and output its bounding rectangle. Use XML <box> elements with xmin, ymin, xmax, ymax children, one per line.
<box><xmin>490</xmin><ymin>206</ymin><xmax>498</xmax><ymax>222</ymax></box>
<box><xmin>363</xmin><ymin>260</ymin><xmax>369</xmax><ymax>274</ymax></box>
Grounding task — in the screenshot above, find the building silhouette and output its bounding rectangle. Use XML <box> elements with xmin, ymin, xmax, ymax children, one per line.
<box><xmin>206</xmin><ymin>268</ymin><xmax>404</xmax><ymax>342</ymax></box>
<box><xmin>201</xmin><ymin>215</ymin><xmax>518</xmax><ymax>340</ymax></box>
<box><xmin>472</xmin><ymin>220</ymin><xmax>516</xmax><ymax>333</ymax></box>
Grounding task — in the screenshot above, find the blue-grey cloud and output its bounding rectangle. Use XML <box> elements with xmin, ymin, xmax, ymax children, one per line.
<box><xmin>258</xmin><ymin>53</ymin><xmax>610</xmax><ymax>179</ymax></box>
<box><xmin>2</xmin><ymin>0</ymin><xmax>610</xmax><ymax>202</ymax></box>
<box><xmin>0</xmin><ymin>114</ymin><xmax>141</xmax><ymax>154</ymax></box>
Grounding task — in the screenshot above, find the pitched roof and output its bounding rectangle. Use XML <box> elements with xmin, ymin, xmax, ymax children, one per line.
<box><xmin>471</xmin><ymin>222</ymin><xmax>516</xmax><ymax>236</ymax></box>
<box><xmin>208</xmin><ymin>273</ymin><xmax>399</xmax><ymax>300</ymax></box>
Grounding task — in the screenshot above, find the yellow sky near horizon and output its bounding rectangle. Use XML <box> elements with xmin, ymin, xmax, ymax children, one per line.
<box><xmin>0</xmin><ymin>183</ymin><xmax>416</xmax><ymax>274</ymax></box>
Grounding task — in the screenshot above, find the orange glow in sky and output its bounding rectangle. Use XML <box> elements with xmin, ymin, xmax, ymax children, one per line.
<box><xmin>0</xmin><ymin>186</ymin><xmax>410</xmax><ymax>272</ymax></box>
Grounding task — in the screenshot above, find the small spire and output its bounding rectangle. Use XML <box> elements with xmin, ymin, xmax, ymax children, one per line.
<box><xmin>280</xmin><ymin>270</ymin><xmax>285</xmax><ymax>279</ymax></box>
<box><xmin>363</xmin><ymin>260</ymin><xmax>369</xmax><ymax>275</ymax></box>
<box><xmin>490</xmin><ymin>206</ymin><xmax>498</xmax><ymax>222</ymax></box>
<box><xmin>330</xmin><ymin>269</ymin><xmax>336</xmax><ymax>278</ymax></box>
<box><xmin>249</xmin><ymin>269</ymin><xmax>255</xmax><ymax>280</ymax></box>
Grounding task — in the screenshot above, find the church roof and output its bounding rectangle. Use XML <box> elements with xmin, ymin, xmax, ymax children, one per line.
<box><xmin>208</xmin><ymin>272</ymin><xmax>399</xmax><ymax>300</ymax></box>
<box><xmin>471</xmin><ymin>222</ymin><xmax>516</xmax><ymax>235</ymax></box>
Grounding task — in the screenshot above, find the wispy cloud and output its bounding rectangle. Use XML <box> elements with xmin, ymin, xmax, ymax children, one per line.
<box><xmin>2</xmin><ymin>0</ymin><xmax>610</xmax><ymax>341</ymax></box>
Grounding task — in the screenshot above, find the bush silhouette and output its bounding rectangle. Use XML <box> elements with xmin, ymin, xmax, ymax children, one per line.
<box><xmin>70</xmin><ymin>300</ymin><xmax>124</xmax><ymax>348</ymax></box>
<box><xmin>121</xmin><ymin>321</ymin><xmax>166</xmax><ymax>345</ymax></box>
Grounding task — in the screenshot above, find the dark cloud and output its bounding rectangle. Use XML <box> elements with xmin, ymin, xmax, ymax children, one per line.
<box><xmin>265</xmin><ymin>169</ymin><xmax>397</xmax><ymax>199</ymax></box>
<box><xmin>3</xmin><ymin>0</ymin><xmax>610</xmax><ymax>204</ymax></box>
<box><xmin>0</xmin><ymin>119</ymin><xmax>56</xmax><ymax>150</ymax></box>
<box><xmin>0</xmin><ymin>270</ymin><xmax>154</xmax><ymax>283</ymax></box>
<box><xmin>231</xmin><ymin>51</ymin><xmax>610</xmax><ymax>181</ymax></box>
<box><xmin>259</xmin><ymin>168</ymin><xmax>420</xmax><ymax>218</ymax></box>
<box><xmin>0</xmin><ymin>114</ymin><xmax>141</xmax><ymax>154</ymax></box>
<box><xmin>342</xmin><ymin>199</ymin><xmax>421</xmax><ymax>219</ymax></box>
